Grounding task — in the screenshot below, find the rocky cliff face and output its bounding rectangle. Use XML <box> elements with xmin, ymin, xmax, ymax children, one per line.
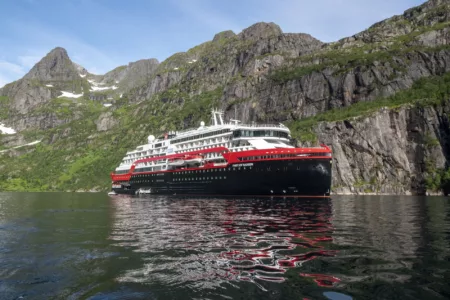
<box><xmin>0</xmin><ymin>0</ymin><xmax>449</xmax><ymax>193</ymax></box>
<box><xmin>128</xmin><ymin>21</ymin><xmax>324</xmax><ymax>105</ymax></box>
<box><xmin>0</xmin><ymin>48</ymin><xmax>85</xmax><ymax>115</ymax></box>
<box><xmin>316</xmin><ymin>103</ymin><xmax>450</xmax><ymax>195</ymax></box>
<box><xmin>95</xmin><ymin>58</ymin><xmax>160</xmax><ymax>90</ymax></box>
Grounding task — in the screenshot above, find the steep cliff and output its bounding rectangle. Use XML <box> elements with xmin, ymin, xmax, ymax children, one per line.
<box><xmin>317</xmin><ymin>103</ymin><xmax>450</xmax><ymax>195</ymax></box>
<box><xmin>0</xmin><ymin>0</ymin><xmax>449</xmax><ymax>194</ymax></box>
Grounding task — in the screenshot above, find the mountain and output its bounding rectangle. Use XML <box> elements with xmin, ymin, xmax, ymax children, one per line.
<box><xmin>0</xmin><ymin>0</ymin><xmax>449</xmax><ymax>194</ymax></box>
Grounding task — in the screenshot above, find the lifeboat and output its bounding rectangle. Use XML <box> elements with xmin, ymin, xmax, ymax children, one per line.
<box><xmin>168</xmin><ymin>158</ymin><xmax>185</xmax><ymax>166</ymax></box>
<box><xmin>184</xmin><ymin>154</ymin><xmax>203</xmax><ymax>165</ymax></box>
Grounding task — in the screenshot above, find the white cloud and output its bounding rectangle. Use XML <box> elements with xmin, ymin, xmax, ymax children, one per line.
<box><xmin>17</xmin><ymin>55</ymin><xmax>42</xmax><ymax>69</ymax></box>
<box><xmin>0</xmin><ymin>61</ymin><xmax>26</xmax><ymax>88</ymax></box>
<box><xmin>0</xmin><ymin>77</ymin><xmax>10</xmax><ymax>89</ymax></box>
<box><xmin>0</xmin><ymin>61</ymin><xmax>25</xmax><ymax>74</ymax></box>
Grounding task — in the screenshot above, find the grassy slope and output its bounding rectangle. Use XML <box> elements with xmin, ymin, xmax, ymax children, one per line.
<box><xmin>0</xmin><ymin>88</ymin><xmax>222</xmax><ymax>191</ymax></box>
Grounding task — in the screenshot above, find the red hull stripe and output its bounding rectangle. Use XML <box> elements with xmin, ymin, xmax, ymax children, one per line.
<box><xmin>223</xmin><ymin>147</ymin><xmax>331</xmax><ymax>164</ymax></box>
<box><xmin>111</xmin><ymin>156</ymin><xmax>332</xmax><ymax>180</ymax></box>
<box><xmin>131</xmin><ymin>156</ymin><xmax>331</xmax><ymax>175</ymax></box>
<box><xmin>167</xmin><ymin>194</ymin><xmax>331</xmax><ymax>198</ymax></box>
<box><xmin>110</xmin><ymin>145</ymin><xmax>332</xmax><ymax>181</ymax></box>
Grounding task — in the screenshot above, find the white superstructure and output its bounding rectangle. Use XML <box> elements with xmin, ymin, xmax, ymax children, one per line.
<box><xmin>114</xmin><ymin>109</ymin><xmax>293</xmax><ymax>174</ymax></box>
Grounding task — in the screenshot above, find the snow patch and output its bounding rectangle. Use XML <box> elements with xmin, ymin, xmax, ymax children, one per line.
<box><xmin>88</xmin><ymin>78</ymin><xmax>118</xmax><ymax>91</ymax></box>
<box><xmin>103</xmin><ymin>103</ymin><xmax>112</xmax><ymax>107</ymax></box>
<box><xmin>120</xmin><ymin>94</ymin><xmax>123</xmax><ymax>98</ymax></box>
<box><xmin>91</xmin><ymin>86</ymin><xmax>111</xmax><ymax>91</ymax></box>
<box><xmin>79</xmin><ymin>74</ymin><xmax>86</xmax><ymax>78</ymax></box>
<box><xmin>17</xmin><ymin>140</ymin><xmax>41</xmax><ymax>147</ymax></box>
<box><xmin>58</xmin><ymin>91</ymin><xmax>83</xmax><ymax>98</ymax></box>
<box><xmin>174</xmin><ymin>67</ymin><xmax>179</xmax><ymax>70</ymax></box>
<box><xmin>115</xmin><ymin>80</ymin><xmax>119</xmax><ymax>83</ymax></box>
<box><xmin>45</xmin><ymin>84</ymin><xmax>54</xmax><ymax>87</ymax></box>
<box><xmin>0</xmin><ymin>140</ymin><xmax>41</xmax><ymax>153</ymax></box>
<box><xmin>0</xmin><ymin>123</ymin><xmax>16</xmax><ymax>134</ymax></box>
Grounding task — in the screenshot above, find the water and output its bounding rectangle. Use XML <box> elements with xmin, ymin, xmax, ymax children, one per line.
<box><xmin>0</xmin><ymin>193</ymin><xmax>449</xmax><ymax>300</ymax></box>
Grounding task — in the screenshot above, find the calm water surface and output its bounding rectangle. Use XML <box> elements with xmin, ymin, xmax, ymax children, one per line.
<box><xmin>0</xmin><ymin>193</ymin><xmax>449</xmax><ymax>299</ymax></box>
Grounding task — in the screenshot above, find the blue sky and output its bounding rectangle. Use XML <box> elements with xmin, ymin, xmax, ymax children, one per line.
<box><xmin>0</xmin><ymin>0</ymin><xmax>426</xmax><ymax>87</ymax></box>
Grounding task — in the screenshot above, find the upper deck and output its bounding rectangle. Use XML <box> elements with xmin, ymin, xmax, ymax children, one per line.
<box><xmin>115</xmin><ymin>109</ymin><xmax>294</xmax><ymax>172</ymax></box>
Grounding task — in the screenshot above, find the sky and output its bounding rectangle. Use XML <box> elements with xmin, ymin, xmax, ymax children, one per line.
<box><xmin>0</xmin><ymin>0</ymin><xmax>426</xmax><ymax>88</ymax></box>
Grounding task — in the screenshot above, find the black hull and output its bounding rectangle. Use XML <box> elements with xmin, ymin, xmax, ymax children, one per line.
<box><xmin>112</xmin><ymin>158</ymin><xmax>332</xmax><ymax>197</ymax></box>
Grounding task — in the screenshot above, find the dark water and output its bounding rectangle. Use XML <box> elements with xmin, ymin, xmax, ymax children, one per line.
<box><xmin>0</xmin><ymin>193</ymin><xmax>449</xmax><ymax>300</ymax></box>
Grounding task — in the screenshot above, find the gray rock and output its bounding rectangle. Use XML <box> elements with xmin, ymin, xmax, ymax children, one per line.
<box><xmin>0</xmin><ymin>47</ymin><xmax>84</xmax><ymax>117</ymax></box>
<box><xmin>213</xmin><ymin>30</ymin><xmax>236</xmax><ymax>42</ymax></box>
<box><xmin>316</xmin><ymin>104</ymin><xmax>450</xmax><ymax>195</ymax></box>
<box><xmin>95</xmin><ymin>111</ymin><xmax>117</xmax><ymax>131</ymax></box>
<box><xmin>238</xmin><ymin>22</ymin><xmax>282</xmax><ymax>41</ymax></box>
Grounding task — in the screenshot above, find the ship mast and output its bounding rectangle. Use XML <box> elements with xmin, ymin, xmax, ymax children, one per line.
<box><xmin>211</xmin><ymin>108</ymin><xmax>224</xmax><ymax>126</ymax></box>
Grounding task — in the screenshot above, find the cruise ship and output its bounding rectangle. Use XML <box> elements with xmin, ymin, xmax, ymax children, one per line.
<box><xmin>110</xmin><ymin>109</ymin><xmax>332</xmax><ymax>196</ymax></box>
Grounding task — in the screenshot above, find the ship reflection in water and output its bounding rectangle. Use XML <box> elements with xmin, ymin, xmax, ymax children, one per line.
<box><xmin>109</xmin><ymin>196</ymin><xmax>339</xmax><ymax>291</ymax></box>
<box><xmin>107</xmin><ymin>195</ymin><xmax>450</xmax><ymax>299</ymax></box>
<box><xmin>1</xmin><ymin>193</ymin><xmax>449</xmax><ymax>299</ymax></box>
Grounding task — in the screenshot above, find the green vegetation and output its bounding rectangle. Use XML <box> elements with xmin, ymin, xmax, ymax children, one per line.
<box><xmin>107</xmin><ymin>65</ymin><xmax>126</xmax><ymax>74</ymax></box>
<box><xmin>0</xmin><ymin>96</ymin><xmax>11</xmax><ymax>119</ymax></box>
<box><xmin>29</xmin><ymin>97</ymin><xmax>103</xmax><ymax>118</ymax></box>
<box><xmin>425</xmin><ymin>166</ymin><xmax>450</xmax><ymax>194</ymax></box>
<box><xmin>271</xmin><ymin>43</ymin><xmax>449</xmax><ymax>83</ymax></box>
<box><xmin>0</xmin><ymin>87</ymin><xmax>223</xmax><ymax>192</ymax></box>
<box><xmin>270</xmin><ymin>18</ymin><xmax>450</xmax><ymax>83</ymax></box>
<box><xmin>289</xmin><ymin>72</ymin><xmax>450</xmax><ymax>142</ymax></box>
<box><xmin>423</xmin><ymin>134</ymin><xmax>440</xmax><ymax>148</ymax></box>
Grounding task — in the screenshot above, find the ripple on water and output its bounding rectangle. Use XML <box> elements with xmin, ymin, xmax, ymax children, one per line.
<box><xmin>109</xmin><ymin>197</ymin><xmax>339</xmax><ymax>291</ymax></box>
<box><xmin>1</xmin><ymin>193</ymin><xmax>449</xmax><ymax>299</ymax></box>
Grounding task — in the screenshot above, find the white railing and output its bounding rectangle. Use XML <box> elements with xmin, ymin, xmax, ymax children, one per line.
<box><xmin>227</xmin><ymin>122</ymin><xmax>287</xmax><ymax>129</ymax></box>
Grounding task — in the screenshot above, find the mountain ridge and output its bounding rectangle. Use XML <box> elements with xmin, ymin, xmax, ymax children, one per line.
<box><xmin>0</xmin><ymin>0</ymin><xmax>449</xmax><ymax>194</ymax></box>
